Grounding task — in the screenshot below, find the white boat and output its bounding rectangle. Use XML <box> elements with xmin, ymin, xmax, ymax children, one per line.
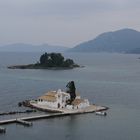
<box><xmin>95</xmin><ymin>111</ymin><xmax>107</xmax><ymax>116</ymax></box>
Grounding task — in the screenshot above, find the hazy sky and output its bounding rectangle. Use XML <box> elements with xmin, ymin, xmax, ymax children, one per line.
<box><xmin>0</xmin><ymin>0</ymin><xmax>140</xmax><ymax>47</ymax></box>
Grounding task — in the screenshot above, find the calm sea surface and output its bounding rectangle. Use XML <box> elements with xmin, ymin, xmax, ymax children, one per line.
<box><xmin>0</xmin><ymin>52</ymin><xmax>140</xmax><ymax>140</ymax></box>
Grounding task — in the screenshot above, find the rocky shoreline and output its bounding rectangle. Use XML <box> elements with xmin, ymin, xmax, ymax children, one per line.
<box><xmin>7</xmin><ymin>52</ymin><xmax>81</xmax><ymax>70</ymax></box>
<box><xmin>7</xmin><ymin>64</ymin><xmax>80</xmax><ymax>70</ymax></box>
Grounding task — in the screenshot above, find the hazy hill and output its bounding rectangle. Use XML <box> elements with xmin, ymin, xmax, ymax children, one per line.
<box><xmin>69</xmin><ymin>28</ymin><xmax>140</xmax><ymax>53</ymax></box>
<box><xmin>0</xmin><ymin>43</ymin><xmax>67</xmax><ymax>52</ymax></box>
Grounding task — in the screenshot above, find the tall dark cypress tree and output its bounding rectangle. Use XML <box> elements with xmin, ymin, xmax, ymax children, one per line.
<box><xmin>66</xmin><ymin>81</ymin><xmax>76</xmax><ymax>102</ymax></box>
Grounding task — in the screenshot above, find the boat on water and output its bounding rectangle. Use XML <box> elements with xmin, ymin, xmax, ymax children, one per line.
<box><xmin>95</xmin><ymin>111</ymin><xmax>107</xmax><ymax>116</ymax></box>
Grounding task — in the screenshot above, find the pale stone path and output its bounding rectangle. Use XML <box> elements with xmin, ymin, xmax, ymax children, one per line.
<box><xmin>0</xmin><ymin>105</ymin><xmax>108</xmax><ymax>125</ymax></box>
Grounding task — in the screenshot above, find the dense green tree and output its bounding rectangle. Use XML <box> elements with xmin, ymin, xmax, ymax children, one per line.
<box><xmin>40</xmin><ymin>53</ymin><xmax>48</xmax><ymax>65</ymax></box>
<box><xmin>8</xmin><ymin>52</ymin><xmax>79</xmax><ymax>69</ymax></box>
<box><xmin>38</xmin><ymin>52</ymin><xmax>77</xmax><ymax>68</ymax></box>
<box><xmin>63</xmin><ymin>59</ymin><xmax>74</xmax><ymax>67</ymax></box>
<box><xmin>50</xmin><ymin>53</ymin><xmax>64</xmax><ymax>66</ymax></box>
<box><xmin>66</xmin><ymin>81</ymin><xmax>76</xmax><ymax>102</ymax></box>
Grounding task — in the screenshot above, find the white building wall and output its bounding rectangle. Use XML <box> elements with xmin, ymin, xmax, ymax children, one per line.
<box><xmin>84</xmin><ymin>99</ymin><xmax>90</xmax><ymax>106</ymax></box>
<box><xmin>37</xmin><ymin>100</ymin><xmax>58</xmax><ymax>108</ymax></box>
<box><xmin>37</xmin><ymin>91</ymin><xmax>71</xmax><ymax>109</ymax></box>
<box><xmin>73</xmin><ymin>99</ymin><xmax>90</xmax><ymax>109</ymax></box>
<box><xmin>37</xmin><ymin>98</ymin><xmax>90</xmax><ymax>109</ymax></box>
<box><xmin>76</xmin><ymin>96</ymin><xmax>81</xmax><ymax>99</ymax></box>
<box><xmin>66</xmin><ymin>105</ymin><xmax>73</xmax><ymax>110</ymax></box>
<box><xmin>36</xmin><ymin>90</ymin><xmax>89</xmax><ymax>110</ymax></box>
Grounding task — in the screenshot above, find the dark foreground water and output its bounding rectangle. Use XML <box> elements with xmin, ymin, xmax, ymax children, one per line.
<box><xmin>0</xmin><ymin>52</ymin><xmax>140</xmax><ymax>140</ymax></box>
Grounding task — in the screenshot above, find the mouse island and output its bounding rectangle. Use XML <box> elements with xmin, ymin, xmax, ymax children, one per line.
<box><xmin>8</xmin><ymin>52</ymin><xmax>80</xmax><ymax>70</ymax></box>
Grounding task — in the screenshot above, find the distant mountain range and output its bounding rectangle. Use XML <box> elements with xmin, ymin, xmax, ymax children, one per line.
<box><xmin>69</xmin><ymin>28</ymin><xmax>140</xmax><ymax>53</ymax></box>
<box><xmin>1</xmin><ymin>28</ymin><xmax>140</xmax><ymax>54</ymax></box>
<box><xmin>0</xmin><ymin>43</ymin><xmax>67</xmax><ymax>52</ymax></box>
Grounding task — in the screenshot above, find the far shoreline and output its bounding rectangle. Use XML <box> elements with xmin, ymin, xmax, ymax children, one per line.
<box><xmin>7</xmin><ymin>64</ymin><xmax>82</xmax><ymax>70</ymax></box>
<box><xmin>7</xmin><ymin>52</ymin><xmax>82</xmax><ymax>70</ymax></box>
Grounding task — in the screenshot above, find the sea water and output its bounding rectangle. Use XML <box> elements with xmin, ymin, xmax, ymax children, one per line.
<box><xmin>0</xmin><ymin>52</ymin><xmax>140</xmax><ymax>140</ymax></box>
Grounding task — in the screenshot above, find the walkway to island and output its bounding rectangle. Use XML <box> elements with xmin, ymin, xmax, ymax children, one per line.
<box><xmin>0</xmin><ymin>105</ymin><xmax>108</xmax><ymax>125</ymax></box>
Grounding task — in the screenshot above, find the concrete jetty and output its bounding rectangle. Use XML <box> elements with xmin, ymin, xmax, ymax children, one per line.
<box><xmin>0</xmin><ymin>113</ymin><xmax>70</xmax><ymax>125</ymax></box>
<box><xmin>16</xmin><ymin>119</ymin><xmax>33</xmax><ymax>126</ymax></box>
<box><xmin>0</xmin><ymin>105</ymin><xmax>108</xmax><ymax>125</ymax></box>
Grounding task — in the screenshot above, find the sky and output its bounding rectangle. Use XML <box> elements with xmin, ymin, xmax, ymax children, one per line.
<box><xmin>0</xmin><ymin>0</ymin><xmax>140</xmax><ymax>47</ymax></box>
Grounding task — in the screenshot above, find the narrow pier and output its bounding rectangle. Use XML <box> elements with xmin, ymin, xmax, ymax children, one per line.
<box><xmin>0</xmin><ymin>113</ymin><xmax>70</xmax><ymax>125</ymax></box>
<box><xmin>0</xmin><ymin>119</ymin><xmax>16</xmax><ymax>125</ymax></box>
<box><xmin>0</xmin><ymin>105</ymin><xmax>108</xmax><ymax>125</ymax></box>
<box><xmin>16</xmin><ymin>119</ymin><xmax>33</xmax><ymax>126</ymax></box>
